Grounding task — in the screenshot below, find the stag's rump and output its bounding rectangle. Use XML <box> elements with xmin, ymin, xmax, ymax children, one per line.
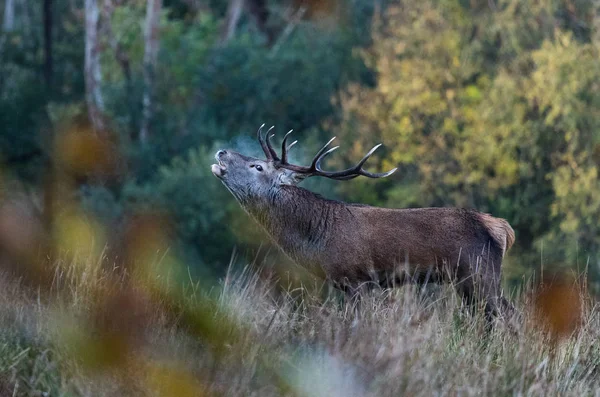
<box><xmin>339</xmin><ymin>206</ymin><xmax>514</xmax><ymax>282</ymax></box>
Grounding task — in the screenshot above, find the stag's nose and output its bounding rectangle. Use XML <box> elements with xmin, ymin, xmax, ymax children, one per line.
<box><xmin>217</xmin><ymin>150</ymin><xmax>227</xmax><ymax>158</ymax></box>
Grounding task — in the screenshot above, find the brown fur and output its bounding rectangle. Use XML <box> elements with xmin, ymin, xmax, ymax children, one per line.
<box><xmin>244</xmin><ymin>186</ymin><xmax>515</xmax><ymax>319</ymax></box>
<box><xmin>477</xmin><ymin>213</ymin><xmax>515</xmax><ymax>257</ymax></box>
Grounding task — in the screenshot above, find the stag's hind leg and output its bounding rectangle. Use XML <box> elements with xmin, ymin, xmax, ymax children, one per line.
<box><xmin>453</xmin><ymin>249</ymin><xmax>510</xmax><ymax>324</ymax></box>
<box><xmin>453</xmin><ymin>277</ymin><xmax>500</xmax><ymax>328</ymax></box>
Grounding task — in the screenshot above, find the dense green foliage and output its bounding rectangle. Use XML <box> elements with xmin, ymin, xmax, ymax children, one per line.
<box><xmin>1</xmin><ymin>0</ymin><xmax>600</xmax><ymax>288</ymax></box>
<box><xmin>334</xmin><ymin>0</ymin><xmax>600</xmax><ymax>285</ymax></box>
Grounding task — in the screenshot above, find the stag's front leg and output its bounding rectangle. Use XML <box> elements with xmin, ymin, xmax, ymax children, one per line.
<box><xmin>332</xmin><ymin>279</ymin><xmax>369</xmax><ymax>325</ymax></box>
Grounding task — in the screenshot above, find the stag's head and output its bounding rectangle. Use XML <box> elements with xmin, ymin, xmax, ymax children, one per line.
<box><xmin>211</xmin><ymin>125</ymin><xmax>397</xmax><ymax>203</ymax></box>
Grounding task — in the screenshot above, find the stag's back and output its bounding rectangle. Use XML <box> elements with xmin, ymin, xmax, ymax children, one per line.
<box><xmin>334</xmin><ymin>206</ymin><xmax>514</xmax><ymax>279</ymax></box>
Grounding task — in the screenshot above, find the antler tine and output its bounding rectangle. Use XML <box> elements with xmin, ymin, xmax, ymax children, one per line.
<box><xmin>309</xmin><ymin>137</ymin><xmax>337</xmax><ymax>169</ymax></box>
<box><xmin>265</xmin><ymin>126</ymin><xmax>280</xmax><ymax>161</ymax></box>
<box><xmin>257</xmin><ymin>124</ymin><xmax>274</xmax><ymax>161</ymax></box>
<box><xmin>287</xmin><ymin>140</ymin><xmax>298</xmax><ymax>151</ymax></box>
<box><xmin>316</xmin><ymin>143</ymin><xmax>397</xmax><ymax>180</ymax></box>
<box><xmin>281</xmin><ymin>130</ymin><xmax>294</xmax><ymax>163</ymax></box>
<box><xmin>355</xmin><ymin>144</ymin><xmax>382</xmax><ymax>168</ymax></box>
<box><xmin>314</xmin><ymin>146</ymin><xmax>339</xmax><ymax>170</ymax></box>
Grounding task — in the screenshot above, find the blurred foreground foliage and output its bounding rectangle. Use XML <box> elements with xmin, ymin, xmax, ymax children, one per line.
<box><xmin>0</xmin><ymin>2</ymin><xmax>598</xmax><ymax>395</ymax></box>
<box><xmin>1</xmin><ymin>0</ymin><xmax>600</xmax><ymax>291</ymax></box>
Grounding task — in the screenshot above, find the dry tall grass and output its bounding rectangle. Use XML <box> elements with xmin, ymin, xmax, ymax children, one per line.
<box><xmin>1</xmin><ymin>115</ymin><xmax>594</xmax><ymax>396</ymax></box>
<box><xmin>0</xmin><ymin>253</ymin><xmax>597</xmax><ymax>396</ymax></box>
<box><xmin>0</xmin><ymin>100</ymin><xmax>595</xmax><ymax>396</ymax></box>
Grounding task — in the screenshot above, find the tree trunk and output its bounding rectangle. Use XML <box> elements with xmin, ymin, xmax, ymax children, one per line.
<box><xmin>43</xmin><ymin>0</ymin><xmax>53</xmax><ymax>89</ymax></box>
<box><xmin>103</xmin><ymin>0</ymin><xmax>136</xmax><ymax>138</ymax></box>
<box><xmin>139</xmin><ymin>0</ymin><xmax>161</xmax><ymax>145</ymax></box>
<box><xmin>2</xmin><ymin>0</ymin><xmax>15</xmax><ymax>32</ymax></box>
<box><xmin>84</xmin><ymin>0</ymin><xmax>105</xmax><ymax>132</ymax></box>
<box><xmin>269</xmin><ymin>6</ymin><xmax>306</xmax><ymax>57</ymax></box>
<box><xmin>246</xmin><ymin>0</ymin><xmax>275</xmax><ymax>45</ymax></box>
<box><xmin>102</xmin><ymin>0</ymin><xmax>132</xmax><ymax>83</ymax></box>
<box><xmin>20</xmin><ymin>0</ymin><xmax>34</xmax><ymax>41</ymax></box>
<box><xmin>220</xmin><ymin>0</ymin><xmax>244</xmax><ymax>44</ymax></box>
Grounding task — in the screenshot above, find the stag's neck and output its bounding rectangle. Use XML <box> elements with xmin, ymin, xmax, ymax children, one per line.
<box><xmin>244</xmin><ymin>186</ymin><xmax>341</xmax><ymax>264</ymax></box>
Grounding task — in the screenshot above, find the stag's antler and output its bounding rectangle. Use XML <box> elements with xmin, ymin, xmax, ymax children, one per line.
<box><xmin>257</xmin><ymin>125</ymin><xmax>397</xmax><ymax>180</ymax></box>
<box><xmin>257</xmin><ymin>124</ymin><xmax>279</xmax><ymax>161</ymax></box>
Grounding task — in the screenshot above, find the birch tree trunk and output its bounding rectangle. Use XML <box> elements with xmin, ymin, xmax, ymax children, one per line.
<box><xmin>44</xmin><ymin>0</ymin><xmax>53</xmax><ymax>88</ymax></box>
<box><xmin>2</xmin><ymin>0</ymin><xmax>15</xmax><ymax>32</ymax></box>
<box><xmin>84</xmin><ymin>0</ymin><xmax>105</xmax><ymax>132</ymax></box>
<box><xmin>20</xmin><ymin>0</ymin><xmax>34</xmax><ymax>36</ymax></box>
<box><xmin>139</xmin><ymin>0</ymin><xmax>162</xmax><ymax>145</ymax></box>
<box><xmin>220</xmin><ymin>0</ymin><xmax>244</xmax><ymax>44</ymax></box>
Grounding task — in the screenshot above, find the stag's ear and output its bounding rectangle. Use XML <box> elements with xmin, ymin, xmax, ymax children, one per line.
<box><xmin>278</xmin><ymin>168</ymin><xmax>307</xmax><ymax>186</ymax></box>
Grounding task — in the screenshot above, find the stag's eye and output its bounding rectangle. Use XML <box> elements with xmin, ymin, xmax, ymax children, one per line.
<box><xmin>255</xmin><ymin>165</ymin><xmax>263</xmax><ymax>172</ymax></box>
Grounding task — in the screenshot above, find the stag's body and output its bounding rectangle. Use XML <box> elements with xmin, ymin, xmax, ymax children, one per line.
<box><xmin>244</xmin><ymin>183</ymin><xmax>514</xmax><ymax>310</ymax></box>
<box><xmin>213</xmin><ymin>126</ymin><xmax>515</xmax><ymax>318</ymax></box>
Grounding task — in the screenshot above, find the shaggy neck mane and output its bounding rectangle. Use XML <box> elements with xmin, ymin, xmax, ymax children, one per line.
<box><xmin>243</xmin><ymin>185</ymin><xmax>343</xmax><ymax>262</ymax></box>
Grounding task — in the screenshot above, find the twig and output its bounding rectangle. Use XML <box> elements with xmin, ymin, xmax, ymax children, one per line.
<box><xmin>268</xmin><ymin>7</ymin><xmax>306</xmax><ymax>58</ymax></box>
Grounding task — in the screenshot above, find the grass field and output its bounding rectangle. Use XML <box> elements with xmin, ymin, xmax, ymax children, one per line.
<box><xmin>0</xmin><ymin>251</ymin><xmax>597</xmax><ymax>397</ymax></box>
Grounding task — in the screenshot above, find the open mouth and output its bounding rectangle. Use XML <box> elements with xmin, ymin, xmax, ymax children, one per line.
<box><xmin>211</xmin><ymin>153</ymin><xmax>227</xmax><ymax>178</ymax></box>
<box><xmin>211</xmin><ymin>163</ymin><xmax>226</xmax><ymax>178</ymax></box>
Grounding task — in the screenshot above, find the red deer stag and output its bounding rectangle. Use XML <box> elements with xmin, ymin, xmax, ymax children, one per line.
<box><xmin>211</xmin><ymin>125</ymin><xmax>516</xmax><ymax>320</ymax></box>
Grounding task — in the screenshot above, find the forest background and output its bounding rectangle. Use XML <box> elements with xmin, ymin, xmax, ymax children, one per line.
<box><xmin>2</xmin><ymin>0</ymin><xmax>600</xmax><ymax>292</ymax></box>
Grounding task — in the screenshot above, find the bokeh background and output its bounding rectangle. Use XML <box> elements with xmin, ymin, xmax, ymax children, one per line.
<box><xmin>2</xmin><ymin>0</ymin><xmax>600</xmax><ymax>291</ymax></box>
<box><xmin>1</xmin><ymin>1</ymin><xmax>599</xmax><ymax>395</ymax></box>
